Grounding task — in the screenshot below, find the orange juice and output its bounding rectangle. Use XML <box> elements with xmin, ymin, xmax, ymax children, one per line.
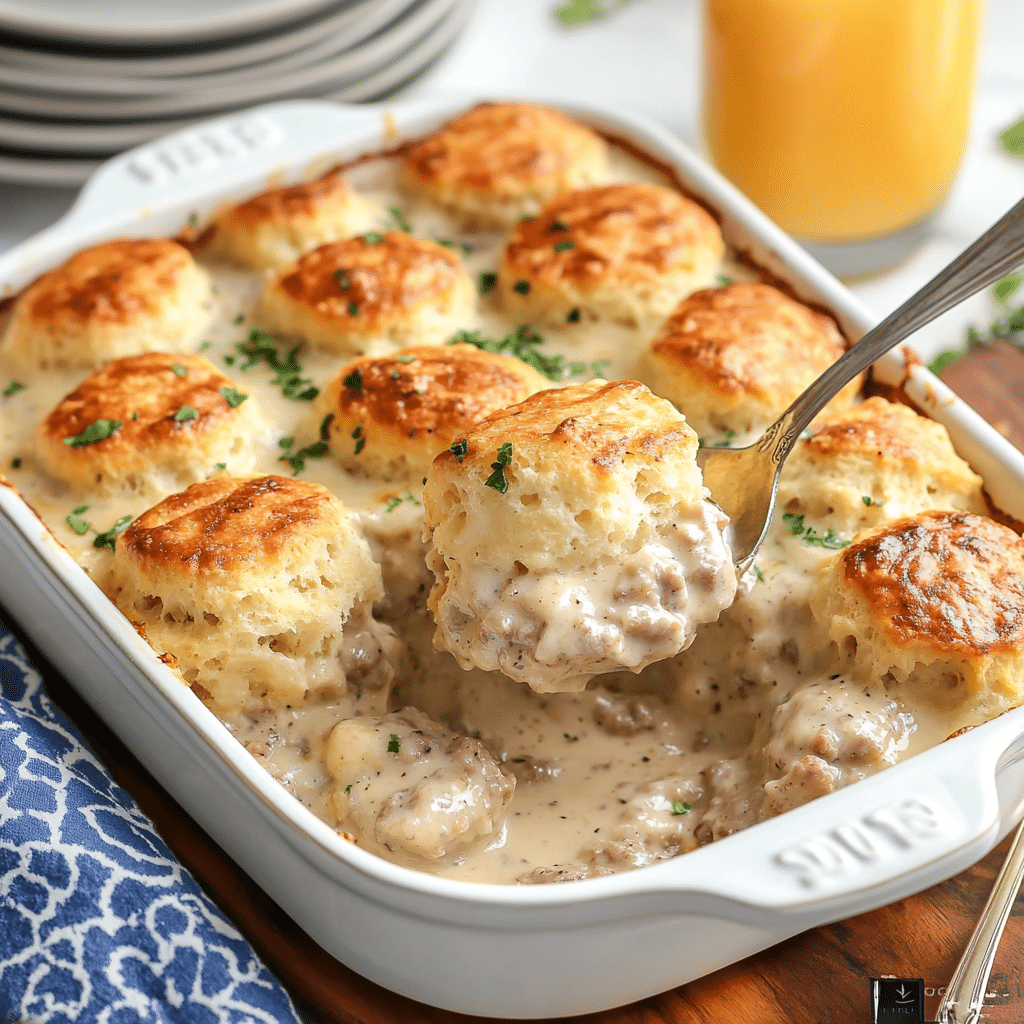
<box><xmin>702</xmin><ymin>0</ymin><xmax>982</xmax><ymax>243</ymax></box>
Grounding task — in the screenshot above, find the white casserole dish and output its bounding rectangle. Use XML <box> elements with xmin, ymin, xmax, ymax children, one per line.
<box><xmin>3</xmin><ymin>97</ymin><xmax>1024</xmax><ymax>1019</ymax></box>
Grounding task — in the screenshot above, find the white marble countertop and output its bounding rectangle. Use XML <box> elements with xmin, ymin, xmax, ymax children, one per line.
<box><xmin>1</xmin><ymin>0</ymin><xmax>1021</xmax><ymax>364</ymax></box>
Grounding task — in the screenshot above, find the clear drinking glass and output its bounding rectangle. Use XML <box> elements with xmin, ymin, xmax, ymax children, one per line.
<box><xmin>701</xmin><ymin>0</ymin><xmax>984</xmax><ymax>277</ymax></box>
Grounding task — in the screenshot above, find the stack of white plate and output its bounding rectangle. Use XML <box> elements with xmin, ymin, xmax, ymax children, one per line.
<box><xmin>0</xmin><ymin>0</ymin><xmax>472</xmax><ymax>185</ymax></box>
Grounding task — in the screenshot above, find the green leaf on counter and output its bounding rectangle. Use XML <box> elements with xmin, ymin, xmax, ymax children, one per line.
<box><xmin>999</xmin><ymin>116</ymin><xmax>1024</xmax><ymax>157</ymax></box>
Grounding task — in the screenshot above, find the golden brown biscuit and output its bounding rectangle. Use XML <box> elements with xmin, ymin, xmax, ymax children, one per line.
<box><xmin>642</xmin><ymin>283</ymin><xmax>857</xmax><ymax>439</ymax></box>
<box><xmin>423</xmin><ymin>379</ymin><xmax>737</xmax><ymax>692</ymax></box>
<box><xmin>258</xmin><ymin>232</ymin><xmax>475</xmax><ymax>355</ymax></box>
<box><xmin>497</xmin><ymin>183</ymin><xmax>724</xmax><ymax>328</ymax></box>
<box><xmin>400</xmin><ymin>101</ymin><xmax>609</xmax><ymax>228</ymax></box>
<box><xmin>310</xmin><ymin>343</ymin><xmax>551</xmax><ymax>482</ymax></box>
<box><xmin>211</xmin><ymin>168</ymin><xmax>382</xmax><ymax>271</ymax></box>
<box><xmin>777</xmin><ymin>396</ymin><xmax>987</xmax><ymax>534</ymax></box>
<box><xmin>1</xmin><ymin>238</ymin><xmax>213</xmax><ymax>370</ymax></box>
<box><xmin>107</xmin><ymin>475</ymin><xmax>384</xmax><ymax>714</ymax></box>
<box><xmin>812</xmin><ymin>510</ymin><xmax>1024</xmax><ymax>728</ymax></box>
<box><xmin>38</xmin><ymin>352</ymin><xmax>261</xmax><ymax>496</ymax></box>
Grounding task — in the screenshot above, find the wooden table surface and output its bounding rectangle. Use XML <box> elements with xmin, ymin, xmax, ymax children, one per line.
<box><xmin>16</xmin><ymin>340</ymin><xmax>1024</xmax><ymax>1024</ymax></box>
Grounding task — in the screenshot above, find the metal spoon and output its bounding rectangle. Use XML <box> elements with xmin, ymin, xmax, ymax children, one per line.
<box><xmin>697</xmin><ymin>196</ymin><xmax>1024</xmax><ymax>573</ymax></box>
<box><xmin>934</xmin><ymin>815</ymin><xmax>1024</xmax><ymax>1024</ymax></box>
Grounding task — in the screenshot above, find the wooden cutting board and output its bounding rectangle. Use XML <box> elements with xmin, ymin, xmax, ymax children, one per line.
<box><xmin>17</xmin><ymin>340</ymin><xmax>1024</xmax><ymax>1024</ymax></box>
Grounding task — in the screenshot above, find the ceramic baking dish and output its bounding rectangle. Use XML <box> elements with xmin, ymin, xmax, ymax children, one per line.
<box><xmin>3</xmin><ymin>97</ymin><xmax>1024</xmax><ymax>1019</ymax></box>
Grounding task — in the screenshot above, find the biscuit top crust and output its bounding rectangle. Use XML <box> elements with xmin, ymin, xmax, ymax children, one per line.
<box><xmin>434</xmin><ymin>378</ymin><xmax>700</xmax><ymax>506</ymax></box>
<box><xmin>276</xmin><ymin>233</ymin><xmax>464</xmax><ymax>328</ymax></box>
<box><xmin>21</xmin><ymin>238</ymin><xmax>196</xmax><ymax>327</ymax></box>
<box><xmin>222</xmin><ymin>168</ymin><xmax>350</xmax><ymax>225</ymax></box>
<box><xmin>503</xmin><ymin>183</ymin><xmax>722</xmax><ymax>286</ymax></box>
<box><xmin>650</xmin><ymin>283</ymin><xmax>846</xmax><ymax>398</ymax></box>
<box><xmin>120</xmin><ymin>475</ymin><xmax>339</xmax><ymax>574</ymax></box>
<box><xmin>804</xmin><ymin>396</ymin><xmax>954</xmax><ymax>463</ymax></box>
<box><xmin>841</xmin><ymin>510</ymin><xmax>1024</xmax><ymax>656</ymax></box>
<box><xmin>43</xmin><ymin>352</ymin><xmax>246</xmax><ymax>448</ymax></box>
<box><xmin>403</xmin><ymin>101</ymin><xmax>606</xmax><ymax>195</ymax></box>
<box><xmin>332</xmin><ymin>344</ymin><xmax>548</xmax><ymax>441</ymax></box>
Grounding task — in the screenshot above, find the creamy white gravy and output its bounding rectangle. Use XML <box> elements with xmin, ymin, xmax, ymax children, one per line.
<box><xmin>0</xmin><ymin>146</ymin><xmax>957</xmax><ymax>884</ymax></box>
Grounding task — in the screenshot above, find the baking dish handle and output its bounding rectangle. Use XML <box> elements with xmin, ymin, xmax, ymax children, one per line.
<box><xmin>663</xmin><ymin>724</ymin><xmax>1022</xmax><ymax>926</ymax></box>
<box><xmin>56</xmin><ymin>100</ymin><xmax>387</xmax><ymax>234</ymax></box>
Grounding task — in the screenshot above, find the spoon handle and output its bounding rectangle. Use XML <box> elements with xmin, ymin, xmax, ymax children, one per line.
<box><xmin>760</xmin><ymin>195</ymin><xmax>1024</xmax><ymax>465</ymax></box>
<box><xmin>934</xmin><ymin>816</ymin><xmax>1024</xmax><ymax>1024</ymax></box>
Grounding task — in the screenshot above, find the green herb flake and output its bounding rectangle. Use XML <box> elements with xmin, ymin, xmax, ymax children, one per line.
<box><xmin>670</xmin><ymin>801</ymin><xmax>692</xmax><ymax>816</ymax></box>
<box><xmin>550</xmin><ymin>218</ymin><xmax>571</xmax><ymax>232</ymax></box>
<box><xmin>199</xmin><ymin>341</ymin><xmax>211</xmax><ymax>352</ymax></box>
<box><xmin>999</xmin><ymin>116</ymin><xmax>1024</xmax><ymax>157</ymax></box>
<box><xmin>278</xmin><ymin>436</ymin><xmax>295</xmax><ymax>451</ymax></box>
<box><xmin>566</xmin><ymin>307</ymin><xmax>581</xmax><ymax>324</ymax></box>
<box><xmin>385</xmin><ymin>492</ymin><xmax>422</xmax><ymax>513</ymax></box>
<box><xmin>174</xmin><ymin>405</ymin><xmax>198</xmax><ymax>423</ymax></box>
<box><xmin>65</xmin><ymin>512</ymin><xmax>90</xmax><ymax>535</ymax></box>
<box><xmin>131</xmin><ymin>412</ymin><xmax>139</xmax><ymax>421</ymax></box>
<box><xmin>449</xmin><ymin>438</ymin><xmax>468</xmax><ymax>462</ymax></box>
<box><xmin>348</xmin><ymin>301</ymin><xmax>359</xmax><ymax>317</ymax></box>
<box><xmin>343</xmin><ymin>368</ymin><xmax>364</xmax><ymax>391</ymax></box>
<box><xmin>387</xmin><ymin>734</ymin><xmax>401</xmax><ymax>753</ymax></box>
<box><xmin>555</xmin><ymin>0</ymin><xmax>631</xmax><ymax>26</ymax></box>
<box><xmin>354</xmin><ymin>436</ymin><xmax>366</xmax><ymax>455</ymax></box>
<box><xmin>717</xmin><ymin>274</ymin><xmax>734</xmax><ymax>287</ymax></box>
<box><xmin>215</xmin><ymin>462</ymin><xmax>227</xmax><ymax>470</ymax></box>
<box><xmin>361</xmin><ymin>232</ymin><xmax>385</xmax><ymax>246</ymax></box>
<box><xmin>3</xmin><ymin>380</ymin><xmax>26</xmax><ymax>398</ymax></box>
<box><xmin>387</xmin><ymin>206</ymin><xmax>412</xmax><ymax>233</ymax></box>
<box><xmin>553</xmin><ymin>239</ymin><xmax>574</xmax><ymax>253</ymax></box>
<box><xmin>451</xmin><ymin>325</ymin><xmax>605</xmax><ymax>383</ymax></box>
<box><xmin>512</xmin><ymin>280</ymin><xmax>531</xmax><ymax>295</ymax></box>
<box><xmin>434</xmin><ymin>236</ymin><xmax>474</xmax><ymax>256</ymax></box>
<box><xmin>335</xmin><ymin>269</ymin><xmax>351</xmax><ymax>290</ymax></box>
<box><xmin>994</xmin><ymin>272</ymin><xmax>1024</xmax><ymax>306</ymax></box>
<box><xmin>235</xmin><ymin>330</ymin><xmax>318</xmax><ymax>401</ymax></box>
<box><xmin>278</xmin><ymin>436</ymin><xmax>329</xmax><ymax>473</ymax></box>
<box><xmin>782</xmin><ymin>512</ymin><xmax>850</xmax><ymax>550</ymax></box>
<box><xmin>479</xmin><ymin>271</ymin><xmax>498</xmax><ymax>294</ymax></box>
<box><xmin>753</xmin><ymin>565</ymin><xmax>766</xmax><ymax>583</ymax></box>
<box><xmin>395</xmin><ymin>354</ymin><xmax>416</xmax><ymax>364</ymax></box>
<box><xmin>563</xmin><ymin>732</ymin><xmax>579</xmax><ymax>742</ymax></box>
<box><xmin>320</xmin><ymin>413</ymin><xmax>335</xmax><ymax>442</ymax></box>
<box><xmin>484</xmin><ymin>441</ymin><xmax>513</xmax><ymax>493</ymax></box>
<box><xmin>93</xmin><ymin>514</ymin><xmax>132</xmax><ymax>551</ymax></box>
<box><xmin>219</xmin><ymin>386</ymin><xmax>248</xmax><ymax>408</ymax></box>
<box><xmin>234</xmin><ymin>313</ymin><xmax>245</xmax><ymax>324</ymax></box>
<box><xmin>10</xmin><ymin>457</ymin><xmax>21</xmax><ymax>469</ymax></box>
<box><xmin>861</xmin><ymin>495</ymin><xmax>883</xmax><ymax>507</ymax></box>
<box><xmin>62</xmin><ymin>419</ymin><xmax>122</xmax><ymax>447</ymax></box>
<box><xmin>224</xmin><ymin>354</ymin><xmax>236</xmax><ymax>366</ymax></box>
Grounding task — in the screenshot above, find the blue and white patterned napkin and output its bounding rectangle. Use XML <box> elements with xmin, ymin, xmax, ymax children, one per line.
<box><xmin>0</xmin><ymin>621</ymin><xmax>305</xmax><ymax>1024</ymax></box>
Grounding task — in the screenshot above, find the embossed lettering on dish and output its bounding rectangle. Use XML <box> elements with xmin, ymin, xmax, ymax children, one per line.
<box><xmin>774</xmin><ymin>796</ymin><xmax>948</xmax><ymax>888</ymax></box>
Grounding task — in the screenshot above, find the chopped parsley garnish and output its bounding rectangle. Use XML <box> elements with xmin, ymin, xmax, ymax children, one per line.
<box><xmin>449</xmin><ymin>438</ymin><xmax>468</xmax><ymax>462</ymax></box>
<box><xmin>512</xmin><ymin>280</ymin><xmax>531</xmax><ymax>295</ymax></box>
<box><xmin>553</xmin><ymin>239</ymin><xmax>574</xmax><ymax>253</ymax></box>
<box><xmin>484</xmin><ymin>441</ymin><xmax>513</xmax><ymax>493</ymax></box>
<box><xmin>566</xmin><ymin>307</ymin><xmax>581</xmax><ymax>324</ymax></box>
<box><xmin>335</xmin><ymin>269</ymin><xmax>351</xmax><ymax>290</ymax></box>
<box><xmin>93</xmin><ymin>514</ymin><xmax>132</xmax><ymax>551</ymax></box>
<box><xmin>352</xmin><ymin>425</ymin><xmax>366</xmax><ymax>456</ymax></box>
<box><xmin>385</xmin><ymin>492</ymin><xmax>421</xmax><ymax>512</ymax></box>
<box><xmin>555</xmin><ymin>0</ymin><xmax>632</xmax><ymax>26</ymax></box>
<box><xmin>199</xmin><ymin>341</ymin><xmax>211</xmax><ymax>352</ymax></box>
<box><xmin>10</xmin><ymin>457</ymin><xmax>21</xmax><ymax>469</ymax></box>
<box><xmin>550</xmin><ymin>218</ymin><xmax>570</xmax><ymax>232</ymax></box>
<box><xmin>170</xmin><ymin>364</ymin><xmax>188</xmax><ymax>377</ymax></box>
<box><xmin>395</xmin><ymin>354</ymin><xmax>415</xmax><ymax>364</ymax></box>
<box><xmin>233</xmin><ymin>313</ymin><xmax>245</xmax><ymax>324</ymax></box>
<box><xmin>131</xmin><ymin>412</ymin><xmax>139</xmax><ymax>421</ymax></box>
<box><xmin>450</xmin><ymin>325</ymin><xmax>602</xmax><ymax>383</ymax></box>
<box><xmin>235</xmin><ymin>330</ymin><xmax>319</xmax><ymax>401</ymax></box>
<box><xmin>717</xmin><ymin>274</ymin><xmax>734</xmax><ymax>286</ymax></box>
<box><xmin>219</xmin><ymin>386</ymin><xmax>248</xmax><ymax>408</ymax></box>
<box><xmin>671</xmin><ymin>801</ymin><xmax>692</xmax><ymax>815</ymax></box>
<box><xmin>277</xmin><ymin>431</ymin><xmax>330</xmax><ymax>473</ymax></box>
<box><xmin>224</xmin><ymin>354</ymin><xmax>236</xmax><ymax>366</ymax></box>
<box><xmin>782</xmin><ymin>512</ymin><xmax>850</xmax><ymax>549</ymax></box>
<box><xmin>563</xmin><ymin>732</ymin><xmax>579</xmax><ymax>742</ymax></box>
<box><xmin>215</xmin><ymin>462</ymin><xmax>227</xmax><ymax>470</ymax></box>
<box><xmin>343</xmin><ymin>368</ymin><xmax>364</xmax><ymax>391</ymax></box>
<box><xmin>479</xmin><ymin>272</ymin><xmax>498</xmax><ymax>294</ymax></box>
<box><xmin>387</xmin><ymin>734</ymin><xmax>401</xmax><ymax>753</ymax></box>
<box><xmin>361</xmin><ymin>232</ymin><xmax>385</xmax><ymax>245</ymax></box>
<box><xmin>861</xmin><ymin>495</ymin><xmax>884</xmax><ymax>507</ymax></box>
<box><xmin>174</xmin><ymin>405</ymin><xmax>198</xmax><ymax>422</ymax></box>
<box><xmin>434</xmin><ymin>236</ymin><xmax>474</xmax><ymax>256</ymax></box>
<box><xmin>347</xmin><ymin>301</ymin><xmax>359</xmax><ymax>317</ymax></box>
<box><xmin>65</xmin><ymin>505</ymin><xmax>90</xmax><ymax>535</ymax></box>
<box><xmin>753</xmin><ymin>565</ymin><xmax>766</xmax><ymax>583</ymax></box>
<box><xmin>3</xmin><ymin>380</ymin><xmax>26</xmax><ymax>397</ymax></box>
<box><xmin>387</xmin><ymin>206</ymin><xmax>412</xmax><ymax>233</ymax></box>
<box><xmin>320</xmin><ymin>413</ymin><xmax>335</xmax><ymax>441</ymax></box>
<box><xmin>63</xmin><ymin>419</ymin><xmax>122</xmax><ymax>447</ymax></box>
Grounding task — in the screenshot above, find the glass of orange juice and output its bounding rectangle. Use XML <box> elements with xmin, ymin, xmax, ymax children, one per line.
<box><xmin>701</xmin><ymin>0</ymin><xmax>983</xmax><ymax>277</ymax></box>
